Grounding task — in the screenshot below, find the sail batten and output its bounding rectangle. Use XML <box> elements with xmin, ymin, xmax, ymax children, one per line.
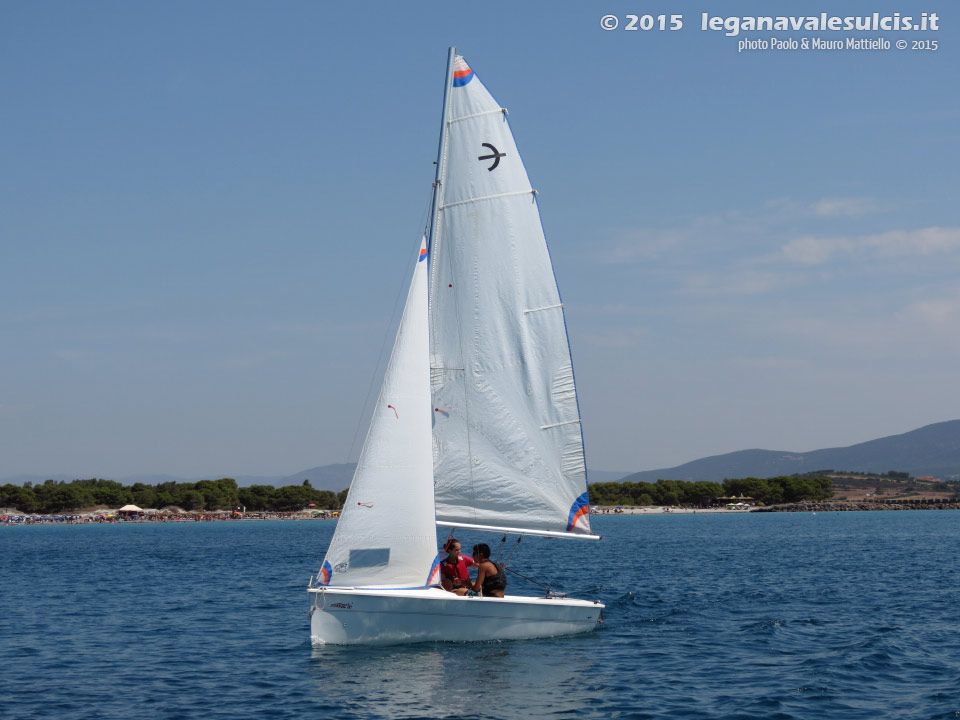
<box><xmin>524</xmin><ymin>303</ymin><xmax>563</xmax><ymax>314</ymax></box>
<box><xmin>439</xmin><ymin>189</ymin><xmax>536</xmax><ymax>210</ymax></box>
<box><xmin>449</xmin><ymin>108</ymin><xmax>508</xmax><ymax>124</ymax></box>
<box><xmin>540</xmin><ymin>419</ymin><xmax>582</xmax><ymax>430</ymax></box>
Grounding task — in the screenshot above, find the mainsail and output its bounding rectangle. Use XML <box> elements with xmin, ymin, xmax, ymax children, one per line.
<box><xmin>429</xmin><ymin>57</ymin><xmax>593</xmax><ymax>537</ymax></box>
<box><xmin>318</xmin><ymin>238</ymin><xmax>438</xmax><ymax>588</ymax></box>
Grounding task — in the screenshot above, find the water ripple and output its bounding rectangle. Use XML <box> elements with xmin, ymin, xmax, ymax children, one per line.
<box><xmin>2</xmin><ymin>512</ymin><xmax>960</xmax><ymax>718</ymax></box>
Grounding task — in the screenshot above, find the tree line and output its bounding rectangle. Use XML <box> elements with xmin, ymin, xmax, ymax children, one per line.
<box><xmin>2</xmin><ymin>474</ymin><xmax>835</xmax><ymax>514</ymax></box>
<box><xmin>0</xmin><ymin>478</ymin><xmax>347</xmax><ymax>514</ymax></box>
<box><xmin>587</xmin><ymin>475</ymin><xmax>833</xmax><ymax>507</ymax></box>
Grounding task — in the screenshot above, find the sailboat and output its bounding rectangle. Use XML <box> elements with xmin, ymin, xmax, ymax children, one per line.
<box><xmin>308</xmin><ymin>48</ymin><xmax>603</xmax><ymax>645</ymax></box>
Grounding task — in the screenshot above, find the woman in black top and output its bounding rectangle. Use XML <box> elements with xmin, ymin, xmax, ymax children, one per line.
<box><xmin>467</xmin><ymin>543</ymin><xmax>506</xmax><ymax>598</ymax></box>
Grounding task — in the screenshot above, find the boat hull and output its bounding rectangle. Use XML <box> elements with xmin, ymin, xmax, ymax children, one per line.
<box><xmin>308</xmin><ymin>586</ymin><xmax>603</xmax><ymax>646</ymax></box>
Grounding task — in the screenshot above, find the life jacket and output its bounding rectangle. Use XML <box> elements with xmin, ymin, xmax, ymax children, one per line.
<box><xmin>441</xmin><ymin>556</ymin><xmax>472</xmax><ymax>582</ymax></box>
<box><xmin>481</xmin><ymin>562</ymin><xmax>507</xmax><ymax>593</ymax></box>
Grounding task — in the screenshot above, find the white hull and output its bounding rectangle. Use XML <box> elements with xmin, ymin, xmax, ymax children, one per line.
<box><xmin>309</xmin><ymin>586</ymin><xmax>603</xmax><ymax>646</ymax></box>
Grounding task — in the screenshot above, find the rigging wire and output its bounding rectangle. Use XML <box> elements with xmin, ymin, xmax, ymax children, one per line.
<box><xmin>501</xmin><ymin>566</ymin><xmax>562</xmax><ymax>597</ymax></box>
<box><xmin>493</xmin><ymin>535</ymin><xmax>566</xmax><ymax>598</ymax></box>
<box><xmin>503</xmin><ymin>535</ymin><xmax>523</xmax><ymax>566</ymax></box>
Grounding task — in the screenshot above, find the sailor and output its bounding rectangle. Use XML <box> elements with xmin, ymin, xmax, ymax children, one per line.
<box><xmin>440</xmin><ymin>538</ymin><xmax>474</xmax><ymax>595</ymax></box>
<box><xmin>465</xmin><ymin>543</ymin><xmax>506</xmax><ymax>598</ymax></box>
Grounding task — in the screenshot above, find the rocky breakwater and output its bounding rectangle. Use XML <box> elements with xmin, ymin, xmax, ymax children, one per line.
<box><xmin>755</xmin><ymin>498</ymin><xmax>960</xmax><ymax>513</ymax></box>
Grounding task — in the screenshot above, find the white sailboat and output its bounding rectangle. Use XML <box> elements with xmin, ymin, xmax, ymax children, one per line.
<box><xmin>308</xmin><ymin>48</ymin><xmax>603</xmax><ymax>645</ymax></box>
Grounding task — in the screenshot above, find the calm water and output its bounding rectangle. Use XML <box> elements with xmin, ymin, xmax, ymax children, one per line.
<box><xmin>2</xmin><ymin>512</ymin><xmax>959</xmax><ymax>719</ymax></box>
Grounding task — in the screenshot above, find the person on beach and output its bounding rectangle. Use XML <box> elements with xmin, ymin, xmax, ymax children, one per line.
<box><xmin>440</xmin><ymin>538</ymin><xmax>474</xmax><ymax>594</ymax></box>
<box><xmin>465</xmin><ymin>543</ymin><xmax>506</xmax><ymax>598</ymax></box>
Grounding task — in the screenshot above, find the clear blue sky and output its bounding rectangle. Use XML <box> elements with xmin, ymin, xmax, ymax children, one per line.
<box><xmin>1</xmin><ymin>1</ymin><xmax>957</xmax><ymax>479</ymax></box>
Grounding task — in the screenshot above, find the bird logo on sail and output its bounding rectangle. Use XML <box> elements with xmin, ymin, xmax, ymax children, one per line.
<box><xmin>453</xmin><ymin>56</ymin><xmax>474</xmax><ymax>86</ymax></box>
<box><xmin>478</xmin><ymin>143</ymin><xmax>505</xmax><ymax>171</ymax></box>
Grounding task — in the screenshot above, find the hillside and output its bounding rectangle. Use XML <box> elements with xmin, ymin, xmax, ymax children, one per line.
<box><xmin>619</xmin><ymin>420</ymin><xmax>960</xmax><ymax>484</ymax></box>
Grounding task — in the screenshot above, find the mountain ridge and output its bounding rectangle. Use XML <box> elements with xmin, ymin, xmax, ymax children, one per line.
<box><xmin>618</xmin><ymin>420</ymin><xmax>960</xmax><ymax>484</ymax></box>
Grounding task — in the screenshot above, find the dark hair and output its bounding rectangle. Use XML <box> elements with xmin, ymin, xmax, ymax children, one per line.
<box><xmin>472</xmin><ymin>543</ymin><xmax>491</xmax><ymax>559</ymax></box>
<box><xmin>443</xmin><ymin>537</ymin><xmax>460</xmax><ymax>552</ymax></box>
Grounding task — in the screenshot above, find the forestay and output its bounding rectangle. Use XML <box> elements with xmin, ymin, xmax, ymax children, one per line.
<box><xmin>318</xmin><ymin>239</ymin><xmax>439</xmax><ymax>588</ymax></box>
<box><xmin>428</xmin><ymin>57</ymin><xmax>594</xmax><ymax>538</ymax></box>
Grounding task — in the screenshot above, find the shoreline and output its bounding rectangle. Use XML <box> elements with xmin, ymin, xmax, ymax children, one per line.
<box><xmin>5</xmin><ymin>499</ymin><xmax>960</xmax><ymax>525</ymax></box>
<box><xmin>594</xmin><ymin>506</ymin><xmax>752</xmax><ymax>515</ymax></box>
<box><xmin>0</xmin><ymin>509</ymin><xmax>336</xmax><ymax>525</ymax></box>
<box><xmin>596</xmin><ymin>500</ymin><xmax>960</xmax><ymax>514</ymax></box>
<box><xmin>752</xmin><ymin>500</ymin><xmax>960</xmax><ymax>512</ymax></box>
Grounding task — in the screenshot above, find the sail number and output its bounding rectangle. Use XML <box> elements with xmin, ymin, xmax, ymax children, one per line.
<box><xmin>600</xmin><ymin>14</ymin><xmax>683</xmax><ymax>31</ymax></box>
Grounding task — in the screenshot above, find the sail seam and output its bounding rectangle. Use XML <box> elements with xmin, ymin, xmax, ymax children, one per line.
<box><xmin>448</xmin><ymin>108</ymin><xmax>507</xmax><ymax>124</ymax></box>
<box><xmin>540</xmin><ymin>419</ymin><xmax>582</xmax><ymax>430</ymax></box>
<box><xmin>440</xmin><ymin>190</ymin><xmax>535</xmax><ymax>210</ymax></box>
<box><xmin>523</xmin><ymin>303</ymin><xmax>563</xmax><ymax>314</ymax></box>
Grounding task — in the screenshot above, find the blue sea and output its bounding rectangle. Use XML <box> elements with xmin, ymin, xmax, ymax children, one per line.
<box><xmin>2</xmin><ymin>512</ymin><xmax>959</xmax><ymax>719</ymax></box>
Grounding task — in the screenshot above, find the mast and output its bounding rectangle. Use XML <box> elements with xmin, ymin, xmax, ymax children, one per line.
<box><xmin>425</xmin><ymin>46</ymin><xmax>456</xmax><ymax>257</ymax></box>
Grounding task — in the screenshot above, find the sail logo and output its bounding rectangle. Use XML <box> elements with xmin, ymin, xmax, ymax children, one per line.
<box><xmin>478</xmin><ymin>142</ymin><xmax>505</xmax><ymax>171</ymax></box>
<box><xmin>453</xmin><ymin>57</ymin><xmax>474</xmax><ymax>86</ymax></box>
<box><xmin>320</xmin><ymin>560</ymin><xmax>333</xmax><ymax>584</ymax></box>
